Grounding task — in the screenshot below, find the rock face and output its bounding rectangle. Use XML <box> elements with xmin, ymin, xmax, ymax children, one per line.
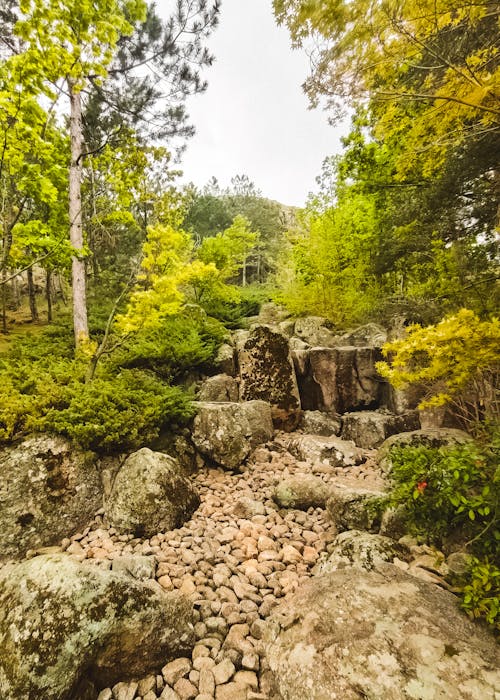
<box><xmin>326</xmin><ymin>483</ymin><xmax>387</xmax><ymax>532</ymax></box>
<box><xmin>295</xmin><ymin>347</ymin><xmax>383</xmax><ymax>413</ymax></box>
<box><xmin>341</xmin><ymin>410</ymin><xmax>420</xmax><ymax>448</ymax></box>
<box><xmin>0</xmin><ymin>435</ymin><xmax>101</xmax><ymax>560</ymax></box>
<box><xmin>265</xmin><ymin>564</ymin><xmax>500</xmax><ymax>700</ymax></box>
<box><xmin>192</xmin><ymin>401</ymin><xmax>274</xmax><ymax>470</ymax></box>
<box><xmin>273</xmin><ymin>475</ymin><xmax>331</xmax><ymax>510</ymax></box>
<box><xmin>314</xmin><ymin>530</ymin><xmax>411</xmax><ymax>573</ymax></box>
<box><xmin>106</xmin><ymin>449</ymin><xmax>200</xmax><ymax>537</ymax></box>
<box><xmin>237</xmin><ymin>325</ymin><xmax>301</xmax><ymax>429</ymax></box>
<box><xmin>198</xmin><ymin>374</ymin><xmax>239</xmax><ymax>403</ymax></box>
<box><xmin>0</xmin><ymin>554</ymin><xmax>195</xmax><ymax>700</ymax></box>
<box><xmin>285</xmin><ymin>434</ymin><xmax>363</xmax><ymax>469</ymax></box>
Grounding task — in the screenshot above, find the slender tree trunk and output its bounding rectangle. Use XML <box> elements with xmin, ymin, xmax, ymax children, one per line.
<box><xmin>46</xmin><ymin>269</ymin><xmax>53</xmax><ymax>322</ymax></box>
<box><xmin>27</xmin><ymin>266</ymin><xmax>39</xmax><ymax>321</ymax></box>
<box><xmin>88</xmin><ymin>160</ymin><xmax>100</xmax><ymax>282</ymax></box>
<box><xmin>242</xmin><ymin>256</ymin><xmax>247</xmax><ymax>287</ymax></box>
<box><xmin>1</xmin><ymin>268</ymin><xmax>7</xmax><ymax>334</ymax></box>
<box><xmin>68</xmin><ymin>79</ymin><xmax>89</xmax><ymax>347</ymax></box>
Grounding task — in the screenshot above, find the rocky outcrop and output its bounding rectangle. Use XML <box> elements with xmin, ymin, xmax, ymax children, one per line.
<box><xmin>273</xmin><ymin>475</ymin><xmax>331</xmax><ymax>510</ymax></box>
<box><xmin>378</xmin><ymin>428</ymin><xmax>473</xmax><ymax>472</ymax></box>
<box><xmin>284</xmin><ymin>434</ymin><xmax>363</xmax><ymax>469</ymax></box>
<box><xmin>197</xmin><ymin>374</ymin><xmax>239</xmax><ymax>402</ymax></box>
<box><xmin>295</xmin><ymin>346</ymin><xmax>383</xmax><ymax>413</ymax></box>
<box><xmin>337</xmin><ymin>322</ymin><xmax>387</xmax><ymax>347</ymax></box>
<box><xmin>106</xmin><ymin>449</ymin><xmax>200</xmax><ymax>537</ymax></box>
<box><xmin>0</xmin><ymin>435</ymin><xmax>101</xmax><ymax>560</ymax></box>
<box><xmin>192</xmin><ymin>401</ymin><xmax>274</xmax><ymax>470</ymax></box>
<box><xmin>326</xmin><ymin>482</ymin><xmax>387</xmax><ymax>532</ymax></box>
<box><xmin>0</xmin><ymin>553</ymin><xmax>195</xmax><ymax>700</ymax></box>
<box><xmin>341</xmin><ymin>409</ymin><xmax>420</xmax><ymax>448</ymax></box>
<box><xmin>237</xmin><ymin>325</ymin><xmax>301</xmax><ymax>429</ymax></box>
<box><xmin>314</xmin><ymin>530</ymin><xmax>411</xmax><ymax>573</ymax></box>
<box><xmin>265</xmin><ymin>564</ymin><xmax>500</xmax><ymax>700</ymax></box>
<box><xmin>293</xmin><ymin>316</ymin><xmax>338</xmax><ymax>347</ymax></box>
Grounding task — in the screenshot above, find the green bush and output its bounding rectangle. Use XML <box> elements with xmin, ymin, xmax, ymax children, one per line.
<box><xmin>461</xmin><ymin>558</ymin><xmax>500</xmax><ymax>631</ymax></box>
<box><xmin>36</xmin><ymin>369</ymin><xmax>195</xmax><ymax>453</ymax></box>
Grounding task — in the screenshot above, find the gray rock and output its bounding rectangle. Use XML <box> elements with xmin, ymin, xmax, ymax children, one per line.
<box><xmin>0</xmin><ymin>553</ymin><xmax>195</xmax><ymax>699</ymax></box>
<box><xmin>265</xmin><ymin>565</ymin><xmax>500</xmax><ymax>700</ymax></box>
<box><xmin>257</xmin><ymin>302</ymin><xmax>291</xmax><ymax>325</ymax></box>
<box><xmin>192</xmin><ymin>401</ymin><xmax>274</xmax><ymax>470</ymax></box>
<box><xmin>337</xmin><ymin>322</ymin><xmax>387</xmax><ymax>347</ymax></box>
<box><xmin>106</xmin><ymin>449</ymin><xmax>200</xmax><ymax>537</ymax></box>
<box><xmin>293</xmin><ymin>316</ymin><xmax>338</xmax><ymax>347</ymax></box>
<box><xmin>326</xmin><ymin>483</ymin><xmax>387</xmax><ymax>532</ymax></box>
<box><xmin>378</xmin><ymin>428</ymin><xmax>473</xmax><ymax>473</ymax></box>
<box><xmin>273</xmin><ymin>475</ymin><xmax>331</xmax><ymax>510</ymax></box>
<box><xmin>314</xmin><ymin>530</ymin><xmax>411</xmax><ymax>573</ymax></box>
<box><xmin>198</xmin><ymin>374</ymin><xmax>239</xmax><ymax>403</ymax></box>
<box><xmin>300</xmin><ymin>410</ymin><xmax>341</xmax><ymax>436</ymax></box>
<box><xmin>111</xmin><ymin>555</ymin><xmax>156</xmax><ymax>580</ymax></box>
<box><xmin>0</xmin><ymin>435</ymin><xmax>101</xmax><ymax>560</ymax></box>
<box><xmin>237</xmin><ymin>325</ymin><xmax>301</xmax><ymax>430</ymax></box>
<box><xmin>341</xmin><ymin>410</ymin><xmax>420</xmax><ymax>448</ymax></box>
<box><xmin>295</xmin><ymin>346</ymin><xmax>383</xmax><ymax>413</ymax></box>
<box><xmin>213</xmin><ymin>344</ymin><xmax>236</xmax><ymax>377</ymax></box>
<box><xmin>285</xmin><ymin>434</ymin><xmax>363</xmax><ymax>468</ymax></box>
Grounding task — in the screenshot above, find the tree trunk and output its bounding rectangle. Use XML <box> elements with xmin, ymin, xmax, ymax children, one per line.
<box><xmin>68</xmin><ymin>79</ymin><xmax>89</xmax><ymax>347</ymax></box>
<box><xmin>27</xmin><ymin>266</ymin><xmax>39</xmax><ymax>321</ymax></box>
<box><xmin>46</xmin><ymin>269</ymin><xmax>53</xmax><ymax>322</ymax></box>
<box><xmin>1</xmin><ymin>268</ymin><xmax>7</xmax><ymax>334</ymax></box>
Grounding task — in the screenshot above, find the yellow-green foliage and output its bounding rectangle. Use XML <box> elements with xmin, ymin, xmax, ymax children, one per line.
<box><xmin>377</xmin><ymin>310</ymin><xmax>500</xmax><ymax>414</ymax></box>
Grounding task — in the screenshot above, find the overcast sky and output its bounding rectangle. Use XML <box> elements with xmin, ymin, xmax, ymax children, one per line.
<box><xmin>170</xmin><ymin>0</ymin><xmax>347</xmax><ymax>207</ymax></box>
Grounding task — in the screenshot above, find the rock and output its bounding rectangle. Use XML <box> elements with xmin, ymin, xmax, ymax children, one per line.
<box><xmin>446</xmin><ymin>551</ymin><xmax>473</xmax><ymax>578</ymax></box>
<box><xmin>212</xmin><ymin>658</ymin><xmax>235</xmax><ymax>685</ymax></box>
<box><xmin>198</xmin><ymin>374</ymin><xmax>239</xmax><ymax>403</ymax></box>
<box><xmin>0</xmin><ymin>435</ymin><xmax>101</xmax><ymax>560</ymax></box>
<box><xmin>112</xmin><ymin>681</ymin><xmax>138</xmax><ymax>700</ymax></box>
<box><xmin>106</xmin><ymin>449</ymin><xmax>200</xmax><ymax>537</ymax></box>
<box><xmin>213</xmin><ymin>343</ymin><xmax>236</xmax><ymax>377</ymax></box>
<box><xmin>192</xmin><ymin>401</ymin><xmax>274</xmax><ymax>470</ymax></box>
<box><xmin>162</xmin><ymin>658</ymin><xmax>192</xmax><ymax>686</ymax></box>
<box><xmin>293</xmin><ymin>316</ymin><xmax>338</xmax><ymax>347</ymax></box>
<box><xmin>0</xmin><ymin>553</ymin><xmax>195</xmax><ymax>699</ymax></box>
<box><xmin>300</xmin><ymin>410</ymin><xmax>341</xmax><ymax>436</ymax></box>
<box><xmin>257</xmin><ymin>303</ymin><xmax>291</xmax><ymax>325</ymax></box>
<box><xmin>231</xmin><ymin>497</ymin><xmax>265</xmax><ymax>518</ymax></box>
<box><xmin>378</xmin><ymin>428</ymin><xmax>473</xmax><ymax>473</ymax></box>
<box><xmin>337</xmin><ymin>322</ymin><xmax>387</xmax><ymax>347</ymax></box>
<box><xmin>264</xmin><ymin>565</ymin><xmax>500</xmax><ymax>700</ymax></box>
<box><xmin>314</xmin><ymin>530</ymin><xmax>411</xmax><ymax>573</ymax></box>
<box><xmin>295</xmin><ymin>346</ymin><xmax>383</xmax><ymax>413</ymax></box>
<box><xmin>285</xmin><ymin>434</ymin><xmax>363</xmax><ymax>468</ymax></box>
<box><xmin>326</xmin><ymin>483</ymin><xmax>387</xmax><ymax>532</ymax></box>
<box><xmin>215</xmin><ymin>682</ymin><xmax>248</xmax><ymax>700</ymax></box>
<box><xmin>273</xmin><ymin>475</ymin><xmax>331</xmax><ymax>510</ymax></box>
<box><xmin>341</xmin><ymin>410</ymin><xmax>420</xmax><ymax>448</ymax></box>
<box><xmin>111</xmin><ymin>555</ymin><xmax>156</xmax><ymax>580</ymax></box>
<box><xmin>237</xmin><ymin>325</ymin><xmax>301</xmax><ymax>430</ymax></box>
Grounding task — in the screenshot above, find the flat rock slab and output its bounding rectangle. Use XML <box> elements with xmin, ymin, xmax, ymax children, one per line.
<box><xmin>265</xmin><ymin>564</ymin><xmax>500</xmax><ymax>700</ymax></box>
<box><xmin>341</xmin><ymin>410</ymin><xmax>420</xmax><ymax>449</ymax></box>
<box><xmin>0</xmin><ymin>554</ymin><xmax>195</xmax><ymax>699</ymax></box>
<box><xmin>284</xmin><ymin>434</ymin><xmax>364</xmax><ymax>469</ymax></box>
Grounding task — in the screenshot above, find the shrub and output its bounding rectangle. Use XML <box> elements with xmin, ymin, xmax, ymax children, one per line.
<box><xmin>36</xmin><ymin>369</ymin><xmax>195</xmax><ymax>453</ymax></box>
<box><xmin>461</xmin><ymin>558</ymin><xmax>500</xmax><ymax>630</ymax></box>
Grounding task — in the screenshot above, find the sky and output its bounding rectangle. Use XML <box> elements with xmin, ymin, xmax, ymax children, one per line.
<box><xmin>167</xmin><ymin>0</ymin><xmax>348</xmax><ymax>207</ymax></box>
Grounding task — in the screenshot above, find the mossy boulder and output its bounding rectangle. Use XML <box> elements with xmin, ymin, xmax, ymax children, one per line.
<box><xmin>0</xmin><ymin>435</ymin><xmax>101</xmax><ymax>561</ymax></box>
<box><xmin>0</xmin><ymin>553</ymin><xmax>195</xmax><ymax>699</ymax></box>
<box><xmin>106</xmin><ymin>448</ymin><xmax>200</xmax><ymax>537</ymax></box>
<box><xmin>273</xmin><ymin>475</ymin><xmax>331</xmax><ymax>510</ymax></box>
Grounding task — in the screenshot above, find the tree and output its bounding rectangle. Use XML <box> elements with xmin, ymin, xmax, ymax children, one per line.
<box><xmin>198</xmin><ymin>215</ymin><xmax>260</xmax><ymax>286</ymax></box>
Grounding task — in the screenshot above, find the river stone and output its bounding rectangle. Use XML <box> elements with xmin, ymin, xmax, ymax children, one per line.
<box><xmin>106</xmin><ymin>449</ymin><xmax>200</xmax><ymax>537</ymax></box>
<box><xmin>264</xmin><ymin>564</ymin><xmax>499</xmax><ymax>700</ymax></box>
<box><xmin>0</xmin><ymin>553</ymin><xmax>195</xmax><ymax>700</ymax></box>
<box><xmin>341</xmin><ymin>410</ymin><xmax>420</xmax><ymax>448</ymax></box>
<box><xmin>0</xmin><ymin>435</ymin><xmax>101</xmax><ymax>560</ymax></box>
<box><xmin>326</xmin><ymin>483</ymin><xmax>387</xmax><ymax>532</ymax></box>
<box><xmin>314</xmin><ymin>530</ymin><xmax>411</xmax><ymax>574</ymax></box>
<box><xmin>296</xmin><ymin>346</ymin><xmax>383</xmax><ymax>413</ymax></box>
<box><xmin>378</xmin><ymin>428</ymin><xmax>473</xmax><ymax>473</ymax></box>
<box><xmin>273</xmin><ymin>475</ymin><xmax>331</xmax><ymax>510</ymax></box>
<box><xmin>198</xmin><ymin>374</ymin><xmax>239</xmax><ymax>403</ymax></box>
<box><xmin>284</xmin><ymin>434</ymin><xmax>363</xmax><ymax>468</ymax></box>
<box><xmin>192</xmin><ymin>401</ymin><xmax>274</xmax><ymax>470</ymax></box>
<box><xmin>237</xmin><ymin>324</ymin><xmax>301</xmax><ymax>429</ymax></box>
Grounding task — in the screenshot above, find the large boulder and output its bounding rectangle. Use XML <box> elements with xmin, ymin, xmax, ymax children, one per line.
<box><xmin>213</xmin><ymin>343</ymin><xmax>236</xmax><ymax>377</ymax></box>
<box><xmin>273</xmin><ymin>475</ymin><xmax>331</xmax><ymax>510</ymax></box>
<box><xmin>197</xmin><ymin>374</ymin><xmax>239</xmax><ymax>402</ymax></box>
<box><xmin>0</xmin><ymin>553</ymin><xmax>195</xmax><ymax>699</ymax></box>
<box><xmin>341</xmin><ymin>410</ymin><xmax>420</xmax><ymax>448</ymax></box>
<box><xmin>106</xmin><ymin>448</ymin><xmax>200</xmax><ymax>537</ymax></box>
<box><xmin>0</xmin><ymin>435</ymin><xmax>101</xmax><ymax>560</ymax></box>
<box><xmin>264</xmin><ymin>564</ymin><xmax>499</xmax><ymax>700</ymax></box>
<box><xmin>293</xmin><ymin>316</ymin><xmax>339</xmax><ymax>347</ymax></box>
<box><xmin>237</xmin><ymin>325</ymin><xmax>301</xmax><ymax>429</ymax></box>
<box><xmin>378</xmin><ymin>428</ymin><xmax>473</xmax><ymax>473</ymax></box>
<box><xmin>300</xmin><ymin>410</ymin><xmax>341</xmax><ymax>436</ymax></box>
<box><xmin>337</xmin><ymin>322</ymin><xmax>387</xmax><ymax>347</ymax></box>
<box><xmin>192</xmin><ymin>401</ymin><xmax>274</xmax><ymax>470</ymax></box>
<box><xmin>295</xmin><ymin>346</ymin><xmax>383</xmax><ymax>413</ymax></box>
<box><xmin>284</xmin><ymin>434</ymin><xmax>363</xmax><ymax>469</ymax></box>
<box><xmin>326</xmin><ymin>482</ymin><xmax>387</xmax><ymax>532</ymax></box>
<box><xmin>314</xmin><ymin>530</ymin><xmax>411</xmax><ymax>573</ymax></box>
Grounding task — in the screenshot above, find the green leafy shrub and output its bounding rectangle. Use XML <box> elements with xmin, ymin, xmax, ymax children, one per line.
<box><xmin>36</xmin><ymin>369</ymin><xmax>195</xmax><ymax>453</ymax></box>
<box><xmin>461</xmin><ymin>558</ymin><xmax>500</xmax><ymax>630</ymax></box>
